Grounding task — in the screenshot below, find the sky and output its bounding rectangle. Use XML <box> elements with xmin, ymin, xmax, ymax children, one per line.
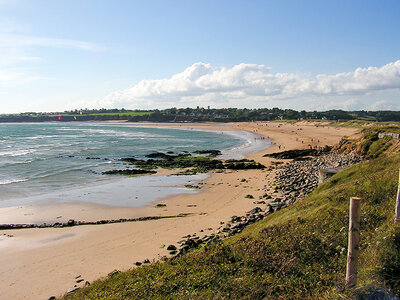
<box><xmin>1</xmin><ymin>0</ymin><xmax>400</xmax><ymax>113</ymax></box>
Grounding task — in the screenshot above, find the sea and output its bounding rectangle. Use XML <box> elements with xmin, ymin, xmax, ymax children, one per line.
<box><xmin>0</xmin><ymin>122</ymin><xmax>270</xmax><ymax>209</ymax></box>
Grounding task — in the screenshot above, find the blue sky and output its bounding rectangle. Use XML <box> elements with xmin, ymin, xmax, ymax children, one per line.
<box><xmin>1</xmin><ymin>0</ymin><xmax>400</xmax><ymax>113</ymax></box>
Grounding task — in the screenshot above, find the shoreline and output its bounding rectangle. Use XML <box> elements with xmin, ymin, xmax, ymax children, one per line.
<box><xmin>0</xmin><ymin>121</ymin><xmax>359</xmax><ymax>300</ymax></box>
<box><xmin>0</xmin><ymin>124</ymin><xmax>270</xmax><ymax>224</ymax></box>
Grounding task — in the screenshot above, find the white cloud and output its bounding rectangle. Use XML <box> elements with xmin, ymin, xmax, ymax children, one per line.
<box><xmin>100</xmin><ymin>60</ymin><xmax>400</xmax><ymax>110</ymax></box>
<box><xmin>369</xmin><ymin>100</ymin><xmax>400</xmax><ymax>111</ymax></box>
<box><xmin>0</xmin><ymin>33</ymin><xmax>104</xmax><ymax>51</ymax></box>
<box><xmin>0</xmin><ymin>19</ymin><xmax>104</xmax><ymax>86</ymax></box>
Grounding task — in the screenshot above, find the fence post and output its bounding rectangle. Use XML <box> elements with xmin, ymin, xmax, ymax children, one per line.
<box><xmin>395</xmin><ymin>169</ymin><xmax>400</xmax><ymax>223</ymax></box>
<box><xmin>346</xmin><ymin>197</ymin><xmax>361</xmax><ymax>287</ymax></box>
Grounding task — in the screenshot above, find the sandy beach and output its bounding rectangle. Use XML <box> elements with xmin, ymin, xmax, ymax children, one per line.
<box><xmin>0</xmin><ymin>121</ymin><xmax>358</xmax><ymax>300</ymax></box>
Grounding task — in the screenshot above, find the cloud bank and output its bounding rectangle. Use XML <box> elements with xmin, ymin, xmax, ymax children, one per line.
<box><xmin>100</xmin><ymin>60</ymin><xmax>400</xmax><ymax>110</ymax></box>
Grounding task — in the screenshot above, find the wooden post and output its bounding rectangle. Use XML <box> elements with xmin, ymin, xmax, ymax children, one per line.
<box><xmin>346</xmin><ymin>197</ymin><xmax>361</xmax><ymax>287</ymax></box>
<box><xmin>395</xmin><ymin>169</ymin><xmax>400</xmax><ymax>224</ymax></box>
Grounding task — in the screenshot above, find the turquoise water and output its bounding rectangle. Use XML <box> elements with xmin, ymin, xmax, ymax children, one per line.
<box><xmin>0</xmin><ymin>123</ymin><xmax>245</xmax><ymax>203</ymax></box>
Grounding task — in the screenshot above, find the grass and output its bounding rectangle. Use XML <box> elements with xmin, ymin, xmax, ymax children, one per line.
<box><xmin>63</xmin><ymin>150</ymin><xmax>400</xmax><ymax>300</ymax></box>
<box><xmin>357</xmin><ymin>126</ymin><xmax>400</xmax><ymax>159</ymax></box>
<box><xmin>332</xmin><ymin>120</ymin><xmax>400</xmax><ymax>128</ymax></box>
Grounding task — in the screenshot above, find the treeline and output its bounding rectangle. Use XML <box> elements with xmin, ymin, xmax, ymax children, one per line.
<box><xmin>1</xmin><ymin>107</ymin><xmax>400</xmax><ymax>123</ymax></box>
<box><xmin>130</xmin><ymin>108</ymin><xmax>400</xmax><ymax>122</ymax></box>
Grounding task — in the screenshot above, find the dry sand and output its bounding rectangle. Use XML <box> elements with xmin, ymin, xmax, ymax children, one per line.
<box><xmin>0</xmin><ymin>121</ymin><xmax>358</xmax><ymax>300</ymax></box>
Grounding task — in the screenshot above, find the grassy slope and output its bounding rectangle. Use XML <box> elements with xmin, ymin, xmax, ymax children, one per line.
<box><xmin>64</xmin><ymin>154</ymin><xmax>400</xmax><ymax>299</ymax></box>
<box><xmin>64</xmin><ymin>129</ymin><xmax>400</xmax><ymax>300</ymax></box>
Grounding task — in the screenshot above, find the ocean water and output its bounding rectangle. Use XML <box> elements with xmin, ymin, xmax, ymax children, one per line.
<box><xmin>0</xmin><ymin>123</ymin><xmax>269</xmax><ymax>208</ymax></box>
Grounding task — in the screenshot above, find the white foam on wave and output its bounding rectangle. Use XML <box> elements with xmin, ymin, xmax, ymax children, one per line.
<box><xmin>0</xmin><ymin>149</ymin><xmax>37</xmax><ymax>157</ymax></box>
<box><xmin>57</xmin><ymin>127</ymin><xmax>168</xmax><ymax>138</ymax></box>
<box><xmin>0</xmin><ymin>178</ymin><xmax>28</xmax><ymax>185</ymax></box>
<box><xmin>167</xmin><ymin>127</ymin><xmax>271</xmax><ymax>159</ymax></box>
<box><xmin>219</xmin><ymin>130</ymin><xmax>271</xmax><ymax>159</ymax></box>
<box><xmin>24</xmin><ymin>135</ymin><xmax>59</xmax><ymax>140</ymax></box>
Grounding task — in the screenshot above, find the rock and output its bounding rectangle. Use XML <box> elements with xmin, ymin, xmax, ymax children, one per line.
<box><xmin>143</xmin><ymin>259</ymin><xmax>150</xmax><ymax>264</ymax></box>
<box><xmin>135</xmin><ymin>261</ymin><xmax>142</xmax><ymax>266</ymax></box>
<box><xmin>48</xmin><ymin>297</ymin><xmax>56</xmax><ymax>300</ymax></box>
<box><xmin>231</xmin><ymin>216</ymin><xmax>241</xmax><ymax>222</ymax></box>
<box><xmin>253</xmin><ymin>200</ymin><xmax>266</xmax><ymax>204</ymax></box>
<box><xmin>167</xmin><ymin>244</ymin><xmax>177</xmax><ymax>251</ymax></box>
<box><xmin>76</xmin><ymin>278</ymin><xmax>84</xmax><ymax>283</ymax></box>
<box><xmin>108</xmin><ymin>270</ymin><xmax>121</xmax><ymax>277</ymax></box>
<box><xmin>231</xmin><ymin>223</ymin><xmax>243</xmax><ymax>230</ymax></box>
<box><xmin>102</xmin><ymin>169</ymin><xmax>157</xmax><ymax>176</ymax></box>
<box><xmin>265</xmin><ymin>205</ymin><xmax>274</xmax><ymax>214</ymax></box>
<box><xmin>247</xmin><ymin>207</ymin><xmax>262</xmax><ymax>214</ymax></box>
<box><xmin>66</xmin><ymin>286</ymin><xmax>80</xmax><ymax>294</ymax></box>
<box><xmin>193</xmin><ymin>150</ymin><xmax>221</xmax><ymax>156</ymax></box>
<box><xmin>67</xmin><ymin>219</ymin><xmax>75</xmax><ymax>226</ymax></box>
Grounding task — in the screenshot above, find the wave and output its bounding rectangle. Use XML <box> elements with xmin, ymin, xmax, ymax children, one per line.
<box><xmin>0</xmin><ymin>178</ymin><xmax>28</xmax><ymax>185</ymax></box>
<box><xmin>0</xmin><ymin>149</ymin><xmax>37</xmax><ymax>157</ymax></box>
<box><xmin>0</xmin><ymin>159</ymin><xmax>33</xmax><ymax>166</ymax></box>
<box><xmin>24</xmin><ymin>135</ymin><xmax>59</xmax><ymax>140</ymax></box>
<box><xmin>56</xmin><ymin>127</ymin><xmax>167</xmax><ymax>138</ymax></box>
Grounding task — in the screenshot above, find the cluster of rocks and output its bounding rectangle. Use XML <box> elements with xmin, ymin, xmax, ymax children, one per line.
<box><xmin>120</xmin><ymin>152</ymin><xmax>266</xmax><ymax>175</ymax></box>
<box><xmin>269</xmin><ymin>152</ymin><xmax>363</xmax><ymax>209</ymax></box>
<box><xmin>0</xmin><ymin>215</ymin><xmax>189</xmax><ymax>230</ymax></box>
<box><xmin>163</xmin><ymin>206</ymin><xmax>271</xmax><ymax>258</ymax></box>
<box><xmin>49</xmin><ymin>275</ymin><xmax>90</xmax><ymax>299</ymax></box>
<box><xmin>176</xmin><ymin>233</ymin><xmax>219</xmax><ymax>255</ymax></box>
<box><xmin>217</xmin><ymin>207</ymin><xmax>266</xmax><ymax>235</ymax></box>
<box><xmin>162</xmin><ymin>152</ymin><xmax>363</xmax><ymax>258</ymax></box>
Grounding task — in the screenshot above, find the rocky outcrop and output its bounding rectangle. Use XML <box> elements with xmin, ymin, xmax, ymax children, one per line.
<box><xmin>102</xmin><ymin>169</ymin><xmax>157</xmax><ymax>176</ymax></box>
<box><xmin>0</xmin><ymin>214</ymin><xmax>190</xmax><ymax>230</ymax></box>
<box><xmin>263</xmin><ymin>146</ymin><xmax>331</xmax><ymax>159</ymax></box>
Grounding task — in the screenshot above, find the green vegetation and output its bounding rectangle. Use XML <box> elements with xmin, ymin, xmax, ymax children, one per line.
<box><xmin>358</xmin><ymin>126</ymin><xmax>400</xmax><ymax>159</ymax></box>
<box><xmin>3</xmin><ymin>107</ymin><xmax>400</xmax><ymax>123</ymax></box>
<box><xmin>47</xmin><ymin>112</ymin><xmax>150</xmax><ymax>117</ymax></box>
<box><xmin>184</xmin><ymin>184</ymin><xmax>201</xmax><ymax>189</ymax></box>
<box><xmin>64</xmin><ymin>144</ymin><xmax>400</xmax><ymax>299</ymax></box>
<box><xmin>0</xmin><ymin>109</ymin><xmax>153</xmax><ymax>122</ymax></box>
